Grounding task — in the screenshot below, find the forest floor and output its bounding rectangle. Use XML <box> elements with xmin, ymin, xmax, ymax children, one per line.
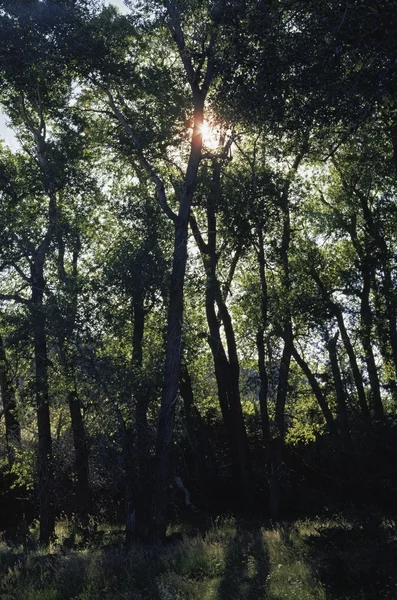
<box><xmin>0</xmin><ymin>510</ymin><xmax>396</xmax><ymax>599</ymax></box>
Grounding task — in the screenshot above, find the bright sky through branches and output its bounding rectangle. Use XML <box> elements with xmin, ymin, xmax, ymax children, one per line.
<box><xmin>0</xmin><ymin>0</ymin><xmax>129</xmax><ymax>147</ymax></box>
<box><xmin>199</xmin><ymin>121</ymin><xmax>222</xmax><ymax>150</ymax></box>
<box><xmin>104</xmin><ymin>0</ymin><xmax>129</xmax><ymax>14</ymax></box>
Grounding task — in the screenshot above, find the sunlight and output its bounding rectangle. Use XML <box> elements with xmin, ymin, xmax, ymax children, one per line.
<box><xmin>199</xmin><ymin>120</ymin><xmax>221</xmax><ymax>150</ymax></box>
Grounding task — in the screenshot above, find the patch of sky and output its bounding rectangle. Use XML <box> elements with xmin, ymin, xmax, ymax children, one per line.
<box><xmin>0</xmin><ymin>112</ymin><xmax>20</xmax><ymax>151</ymax></box>
<box><xmin>103</xmin><ymin>0</ymin><xmax>130</xmax><ymax>14</ymax></box>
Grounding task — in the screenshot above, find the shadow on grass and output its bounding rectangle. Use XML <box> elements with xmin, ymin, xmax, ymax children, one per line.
<box><xmin>303</xmin><ymin>514</ymin><xmax>397</xmax><ymax>599</ymax></box>
<box><xmin>218</xmin><ymin>522</ymin><xmax>269</xmax><ymax>600</ymax></box>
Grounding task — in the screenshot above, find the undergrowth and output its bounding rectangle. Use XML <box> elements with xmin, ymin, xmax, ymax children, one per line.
<box><xmin>0</xmin><ymin>512</ymin><xmax>396</xmax><ymax>599</ymax></box>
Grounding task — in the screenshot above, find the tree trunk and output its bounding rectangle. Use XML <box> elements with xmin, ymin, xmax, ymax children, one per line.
<box><xmin>124</xmin><ymin>426</ymin><xmax>137</xmax><ymax>543</ymax></box>
<box><xmin>190</xmin><ymin>157</ymin><xmax>252</xmax><ymax>508</ymax></box>
<box><xmin>332</xmin><ymin>304</ymin><xmax>372</xmax><ymax>428</ymax></box>
<box><xmin>327</xmin><ymin>333</ymin><xmax>351</xmax><ymax>449</ymax></box>
<box><xmin>359</xmin><ymin>193</ymin><xmax>397</xmax><ymax>382</ymax></box>
<box><xmin>57</xmin><ymin>244</ymin><xmax>92</xmax><ymax>522</ymax></box>
<box><xmin>291</xmin><ymin>344</ymin><xmax>337</xmax><ymax>435</ymax></box>
<box><xmin>150</xmin><ymin>217</ymin><xmax>189</xmax><ymax>540</ymax></box>
<box><xmin>179</xmin><ymin>367</ymin><xmax>217</xmax><ymax>488</ymax></box>
<box><xmin>256</xmin><ymin>224</ymin><xmax>271</xmax><ymax>453</ymax></box>
<box><xmin>0</xmin><ymin>335</ymin><xmax>21</xmax><ymax>467</ymax></box>
<box><xmin>270</xmin><ymin>170</ymin><xmax>295</xmax><ymax>520</ymax></box>
<box><xmin>68</xmin><ymin>390</ymin><xmax>91</xmax><ymax>518</ymax></box>
<box><xmin>348</xmin><ymin>217</ymin><xmax>385</xmax><ymax>421</ymax></box>
<box><xmin>215</xmin><ymin>279</ymin><xmax>253</xmax><ymax>507</ymax></box>
<box><xmin>31</xmin><ymin>269</ymin><xmax>54</xmax><ymax>546</ymax></box>
<box><xmin>127</xmin><ymin>298</ymin><xmax>150</xmax><ymax>541</ymax></box>
<box><xmin>372</xmin><ymin>279</ymin><xmax>397</xmax><ymax>401</ymax></box>
<box><xmin>360</xmin><ymin>270</ymin><xmax>384</xmax><ymax>421</ymax></box>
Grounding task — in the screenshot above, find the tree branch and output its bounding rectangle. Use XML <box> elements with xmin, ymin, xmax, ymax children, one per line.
<box><xmin>189</xmin><ymin>212</ymin><xmax>209</xmax><ymax>254</ymax></box>
<box><xmin>104</xmin><ymin>87</ymin><xmax>179</xmax><ymax>224</ymax></box>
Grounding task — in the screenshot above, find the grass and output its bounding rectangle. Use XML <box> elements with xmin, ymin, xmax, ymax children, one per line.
<box><xmin>0</xmin><ymin>512</ymin><xmax>396</xmax><ymax>599</ymax></box>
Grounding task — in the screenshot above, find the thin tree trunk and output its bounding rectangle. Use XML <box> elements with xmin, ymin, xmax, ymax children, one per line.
<box><xmin>348</xmin><ymin>217</ymin><xmax>384</xmax><ymax>421</ymax></box>
<box><xmin>31</xmin><ymin>267</ymin><xmax>54</xmax><ymax>546</ymax></box>
<box><xmin>150</xmin><ymin>217</ymin><xmax>189</xmax><ymax>540</ymax></box>
<box><xmin>359</xmin><ymin>195</ymin><xmax>397</xmax><ymax>388</ymax></box>
<box><xmin>215</xmin><ymin>279</ymin><xmax>253</xmax><ymax>506</ymax></box>
<box><xmin>57</xmin><ymin>244</ymin><xmax>92</xmax><ymax>522</ymax></box>
<box><xmin>372</xmin><ymin>279</ymin><xmax>397</xmax><ymax>401</ymax></box>
<box><xmin>179</xmin><ymin>367</ymin><xmax>217</xmax><ymax>486</ymax></box>
<box><xmin>68</xmin><ymin>390</ymin><xmax>91</xmax><ymax>518</ymax></box>
<box><xmin>0</xmin><ymin>335</ymin><xmax>21</xmax><ymax>467</ymax></box>
<box><xmin>339</xmin><ymin>174</ymin><xmax>397</xmax><ymax>382</ymax></box>
<box><xmin>126</xmin><ymin>299</ymin><xmax>149</xmax><ymax>542</ymax></box>
<box><xmin>124</xmin><ymin>426</ymin><xmax>137</xmax><ymax>543</ymax></box>
<box><xmin>271</xmin><ymin>177</ymin><xmax>294</xmax><ymax>520</ymax></box>
<box><xmin>327</xmin><ymin>333</ymin><xmax>351</xmax><ymax>449</ymax></box>
<box><xmin>268</xmin><ymin>144</ymin><xmax>307</xmax><ymax>519</ymax></box>
<box><xmin>360</xmin><ymin>270</ymin><xmax>384</xmax><ymax>421</ymax></box>
<box><xmin>291</xmin><ymin>344</ymin><xmax>337</xmax><ymax>435</ymax></box>
<box><xmin>256</xmin><ymin>224</ymin><xmax>271</xmax><ymax>453</ymax></box>
<box><xmin>190</xmin><ymin>157</ymin><xmax>252</xmax><ymax>507</ymax></box>
<box><xmin>332</xmin><ymin>305</ymin><xmax>372</xmax><ymax>428</ymax></box>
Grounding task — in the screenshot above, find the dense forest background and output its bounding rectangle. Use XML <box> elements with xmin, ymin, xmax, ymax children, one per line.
<box><xmin>1</xmin><ymin>0</ymin><xmax>397</xmax><ymax>562</ymax></box>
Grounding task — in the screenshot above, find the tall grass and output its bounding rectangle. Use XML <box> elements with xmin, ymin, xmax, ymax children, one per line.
<box><xmin>1</xmin><ymin>513</ymin><xmax>396</xmax><ymax>599</ymax></box>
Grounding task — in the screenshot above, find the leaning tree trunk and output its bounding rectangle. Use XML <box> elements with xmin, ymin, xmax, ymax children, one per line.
<box><xmin>291</xmin><ymin>344</ymin><xmax>337</xmax><ymax>435</ymax></box>
<box><xmin>267</xmin><ymin>144</ymin><xmax>307</xmax><ymax>520</ymax></box>
<box><xmin>214</xmin><ymin>276</ymin><xmax>252</xmax><ymax>491</ymax></box>
<box><xmin>313</xmin><ymin>270</ymin><xmax>372</xmax><ymax>430</ymax></box>
<box><xmin>332</xmin><ymin>304</ymin><xmax>372</xmax><ymax>429</ymax></box>
<box><xmin>372</xmin><ymin>279</ymin><xmax>397</xmax><ymax>401</ymax></box>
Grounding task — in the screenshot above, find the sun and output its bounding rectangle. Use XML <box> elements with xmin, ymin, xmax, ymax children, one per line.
<box><xmin>199</xmin><ymin>120</ymin><xmax>221</xmax><ymax>150</ymax></box>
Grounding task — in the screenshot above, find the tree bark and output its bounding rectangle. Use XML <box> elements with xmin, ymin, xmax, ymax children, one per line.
<box><xmin>68</xmin><ymin>390</ymin><xmax>91</xmax><ymax>518</ymax></box>
<box><xmin>291</xmin><ymin>344</ymin><xmax>337</xmax><ymax>435</ymax></box>
<box><xmin>150</xmin><ymin>217</ymin><xmax>190</xmax><ymax>540</ymax></box>
<box><xmin>271</xmin><ymin>173</ymin><xmax>294</xmax><ymax>520</ymax></box>
<box><xmin>31</xmin><ymin>265</ymin><xmax>54</xmax><ymax>545</ymax></box>
<box><xmin>150</xmin><ymin>98</ymin><xmax>204</xmax><ymax>539</ymax></box>
<box><xmin>256</xmin><ymin>224</ymin><xmax>271</xmax><ymax>451</ymax></box>
<box><xmin>348</xmin><ymin>217</ymin><xmax>384</xmax><ymax>421</ymax></box>
<box><xmin>360</xmin><ymin>270</ymin><xmax>384</xmax><ymax>421</ymax></box>
<box><xmin>190</xmin><ymin>157</ymin><xmax>252</xmax><ymax>508</ymax></box>
<box><xmin>327</xmin><ymin>332</ymin><xmax>351</xmax><ymax>449</ymax></box>
<box><xmin>57</xmin><ymin>243</ymin><xmax>92</xmax><ymax>521</ymax></box>
<box><xmin>126</xmin><ymin>298</ymin><xmax>149</xmax><ymax>542</ymax></box>
<box><xmin>0</xmin><ymin>335</ymin><xmax>21</xmax><ymax>467</ymax></box>
<box><xmin>332</xmin><ymin>304</ymin><xmax>372</xmax><ymax>428</ymax></box>
<box><xmin>179</xmin><ymin>367</ymin><xmax>217</xmax><ymax>487</ymax></box>
<box><xmin>341</xmin><ymin>177</ymin><xmax>397</xmax><ymax>384</ymax></box>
